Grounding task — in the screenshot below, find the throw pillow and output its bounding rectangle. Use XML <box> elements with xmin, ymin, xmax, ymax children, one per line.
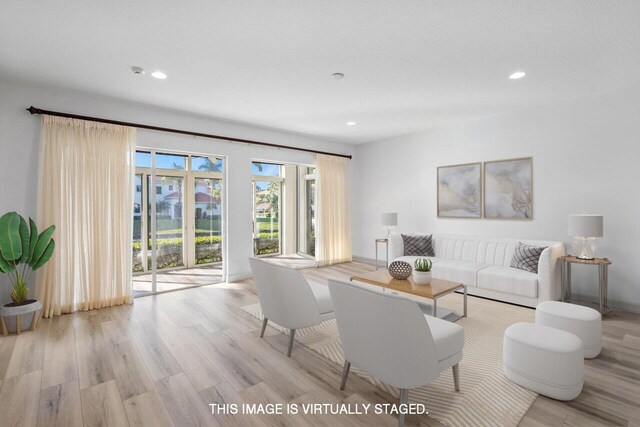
<box><xmin>510</xmin><ymin>242</ymin><xmax>547</xmax><ymax>274</ymax></box>
<box><xmin>402</xmin><ymin>234</ymin><xmax>435</xmax><ymax>257</ymax></box>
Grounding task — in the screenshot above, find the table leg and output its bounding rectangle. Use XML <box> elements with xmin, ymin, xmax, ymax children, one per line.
<box><xmin>375</xmin><ymin>242</ymin><xmax>378</xmax><ymax>270</ymax></box>
<box><xmin>566</xmin><ymin>262</ymin><xmax>572</xmax><ymax>302</ymax></box>
<box><xmin>16</xmin><ymin>315</ymin><xmax>21</xmax><ymax>335</ymax></box>
<box><xmin>0</xmin><ymin>317</ymin><xmax>7</xmax><ymax>337</ymax></box>
<box><xmin>385</xmin><ymin>243</ymin><xmax>389</xmax><ymax>270</ymax></box>
<box><xmin>463</xmin><ymin>286</ymin><xmax>467</xmax><ymax>318</ymax></box>
<box><xmin>433</xmin><ymin>299</ymin><xmax>438</xmax><ymax>318</ymax></box>
<box><xmin>561</xmin><ymin>261</ymin><xmax>566</xmax><ymax>302</ymax></box>
<box><xmin>604</xmin><ymin>264</ymin><xmax>609</xmax><ymax>312</ymax></box>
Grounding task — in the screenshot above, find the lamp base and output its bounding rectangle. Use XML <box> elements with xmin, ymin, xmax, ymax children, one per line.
<box><xmin>573</xmin><ymin>236</ymin><xmax>598</xmax><ymax>261</ymax></box>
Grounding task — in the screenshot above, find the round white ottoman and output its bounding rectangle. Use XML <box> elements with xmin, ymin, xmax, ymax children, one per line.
<box><xmin>503</xmin><ymin>322</ymin><xmax>583</xmax><ymax>401</ymax></box>
<box><xmin>536</xmin><ymin>301</ymin><xmax>602</xmax><ymax>358</ymax></box>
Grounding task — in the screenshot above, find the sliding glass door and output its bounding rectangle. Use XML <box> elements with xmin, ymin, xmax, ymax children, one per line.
<box><xmin>297</xmin><ymin>166</ymin><xmax>316</xmax><ymax>258</ymax></box>
<box><xmin>252</xmin><ymin>162</ymin><xmax>283</xmax><ymax>256</ymax></box>
<box><xmin>132</xmin><ymin>151</ymin><xmax>225</xmax><ymax>296</ymax></box>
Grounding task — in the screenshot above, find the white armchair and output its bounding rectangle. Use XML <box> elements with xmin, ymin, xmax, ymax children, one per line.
<box><xmin>248</xmin><ymin>257</ymin><xmax>334</xmax><ymax>356</ymax></box>
<box><xmin>328</xmin><ymin>279</ymin><xmax>464</xmax><ymax>427</ymax></box>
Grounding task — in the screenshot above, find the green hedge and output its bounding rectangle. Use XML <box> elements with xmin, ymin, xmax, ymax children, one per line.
<box><xmin>132</xmin><ymin>234</ymin><xmax>281</xmax><ymax>271</ymax></box>
<box><xmin>132</xmin><ymin>235</ymin><xmax>223</xmax><ymax>271</ymax></box>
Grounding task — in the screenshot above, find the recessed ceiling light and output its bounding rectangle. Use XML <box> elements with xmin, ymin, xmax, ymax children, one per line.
<box><xmin>509</xmin><ymin>71</ymin><xmax>526</xmax><ymax>79</ymax></box>
<box><xmin>332</xmin><ymin>73</ymin><xmax>345</xmax><ymax>80</ymax></box>
<box><xmin>346</xmin><ymin>121</ymin><xmax>356</xmax><ymax>126</ymax></box>
<box><xmin>151</xmin><ymin>71</ymin><xmax>167</xmax><ymax>80</ymax></box>
<box><xmin>131</xmin><ymin>66</ymin><xmax>145</xmax><ymax>75</ymax></box>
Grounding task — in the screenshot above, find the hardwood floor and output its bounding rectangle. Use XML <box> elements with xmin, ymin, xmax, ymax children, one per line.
<box><xmin>0</xmin><ymin>261</ymin><xmax>637</xmax><ymax>426</ymax></box>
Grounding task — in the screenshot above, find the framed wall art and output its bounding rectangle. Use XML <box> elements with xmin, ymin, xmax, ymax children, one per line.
<box><xmin>437</xmin><ymin>162</ymin><xmax>482</xmax><ymax>218</ymax></box>
<box><xmin>483</xmin><ymin>157</ymin><xmax>533</xmax><ymax>219</ymax></box>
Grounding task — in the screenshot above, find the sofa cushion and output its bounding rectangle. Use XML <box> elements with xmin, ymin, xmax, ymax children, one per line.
<box><xmin>431</xmin><ymin>260</ymin><xmax>489</xmax><ymax>286</ymax></box>
<box><xmin>477</xmin><ymin>265</ymin><xmax>538</xmax><ymax>298</ymax></box>
<box><xmin>402</xmin><ymin>234</ymin><xmax>435</xmax><ymax>257</ymax></box>
<box><xmin>510</xmin><ymin>242</ymin><xmax>547</xmax><ymax>274</ymax></box>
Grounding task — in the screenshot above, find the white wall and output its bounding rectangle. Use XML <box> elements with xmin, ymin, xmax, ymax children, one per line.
<box><xmin>353</xmin><ymin>86</ymin><xmax>640</xmax><ymax>310</ymax></box>
<box><xmin>0</xmin><ymin>78</ymin><xmax>354</xmax><ymax>298</ymax></box>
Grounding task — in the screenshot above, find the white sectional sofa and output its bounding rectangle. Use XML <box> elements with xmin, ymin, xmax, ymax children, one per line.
<box><xmin>389</xmin><ymin>233</ymin><xmax>566</xmax><ymax>307</ymax></box>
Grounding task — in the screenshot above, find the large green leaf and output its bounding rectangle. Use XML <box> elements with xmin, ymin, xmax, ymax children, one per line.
<box><xmin>0</xmin><ymin>255</ymin><xmax>14</xmax><ymax>273</ymax></box>
<box><xmin>32</xmin><ymin>239</ymin><xmax>55</xmax><ymax>270</ymax></box>
<box><xmin>28</xmin><ymin>218</ymin><xmax>38</xmax><ymax>263</ymax></box>
<box><xmin>28</xmin><ymin>225</ymin><xmax>55</xmax><ymax>268</ymax></box>
<box><xmin>18</xmin><ymin>215</ymin><xmax>30</xmax><ymax>263</ymax></box>
<box><xmin>0</xmin><ymin>212</ymin><xmax>22</xmax><ymax>261</ymax></box>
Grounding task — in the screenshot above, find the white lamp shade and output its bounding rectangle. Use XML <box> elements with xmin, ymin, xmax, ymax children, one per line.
<box><xmin>381</xmin><ymin>212</ymin><xmax>398</xmax><ymax>227</ymax></box>
<box><xmin>568</xmin><ymin>214</ymin><xmax>603</xmax><ymax>237</ymax></box>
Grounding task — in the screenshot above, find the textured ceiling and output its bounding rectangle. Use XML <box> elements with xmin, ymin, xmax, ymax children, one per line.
<box><xmin>1</xmin><ymin>1</ymin><xmax>639</xmax><ymax>144</ymax></box>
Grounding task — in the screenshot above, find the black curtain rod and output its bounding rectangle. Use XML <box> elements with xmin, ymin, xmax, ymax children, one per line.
<box><xmin>26</xmin><ymin>106</ymin><xmax>352</xmax><ymax>160</ymax></box>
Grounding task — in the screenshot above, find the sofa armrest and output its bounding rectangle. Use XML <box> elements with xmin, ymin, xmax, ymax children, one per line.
<box><xmin>537</xmin><ymin>243</ymin><xmax>566</xmax><ymax>303</ymax></box>
<box><xmin>388</xmin><ymin>233</ymin><xmax>404</xmax><ymax>266</ymax></box>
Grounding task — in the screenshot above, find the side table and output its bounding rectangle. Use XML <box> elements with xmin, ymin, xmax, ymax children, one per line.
<box><xmin>560</xmin><ymin>255</ymin><xmax>611</xmax><ymax>314</ymax></box>
<box><xmin>375</xmin><ymin>238</ymin><xmax>389</xmax><ymax>270</ymax></box>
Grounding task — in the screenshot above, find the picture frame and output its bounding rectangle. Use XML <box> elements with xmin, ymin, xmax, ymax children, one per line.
<box><xmin>437</xmin><ymin>162</ymin><xmax>482</xmax><ymax>218</ymax></box>
<box><xmin>483</xmin><ymin>157</ymin><xmax>533</xmax><ymax>220</ymax></box>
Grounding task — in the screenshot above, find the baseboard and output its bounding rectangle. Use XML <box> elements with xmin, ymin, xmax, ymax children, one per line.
<box><xmin>227</xmin><ymin>271</ymin><xmax>253</xmax><ymax>282</ymax></box>
<box><xmin>569</xmin><ymin>292</ymin><xmax>640</xmax><ymax>314</ymax></box>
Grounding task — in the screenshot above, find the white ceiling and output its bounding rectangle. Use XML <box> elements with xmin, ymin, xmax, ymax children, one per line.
<box><xmin>2</xmin><ymin>1</ymin><xmax>639</xmax><ymax>144</ymax></box>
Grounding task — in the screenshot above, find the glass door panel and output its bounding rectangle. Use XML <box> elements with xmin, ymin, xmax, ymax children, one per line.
<box><xmin>194</xmin><ymin>178</ymin><xmax>223</xmax><ymax>265</ymax></box>
<box><xmin>132</xmin><ymin>174</ymin><xmax>144</xmax><ymax>273</ymax></box>
<box><xmin>149</xmin><ymin>175</ymin><xmax>185</xmax><ymax>271</ymax></box>
<box><xmin>253</xmin><ymin>180</ymin><xmax>281</xmax><ymax>255</ymax></box>
<box><xmin>305</xmin><ymin>179</ymin><xmax>316</xmax><ymax>257</ymax></box>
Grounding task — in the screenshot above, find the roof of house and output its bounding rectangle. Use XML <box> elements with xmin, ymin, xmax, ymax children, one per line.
<box><xmin>195</xmin><ymin>192</ymin><xmax>217</xmax><ymax>203</ymax></box>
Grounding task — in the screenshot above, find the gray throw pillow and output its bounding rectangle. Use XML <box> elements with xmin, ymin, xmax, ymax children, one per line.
<box><xmin>510</xmin><ymin>242</ymin><xmax>547</xmax><ymax>274</ymax></box>
<box><xmin>402</xmin><ymin>234</ymin><xmax>435</xmax><ymax>257</ymax></box>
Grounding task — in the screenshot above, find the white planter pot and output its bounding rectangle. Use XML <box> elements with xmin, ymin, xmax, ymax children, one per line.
<box><xmin>412</xmin><ymin>271</ymin><xmax>432</xmax><ymax>285</ymax></box>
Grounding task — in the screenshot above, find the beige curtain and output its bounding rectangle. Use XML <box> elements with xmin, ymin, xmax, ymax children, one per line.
<box><xmin>36</xmin><ymin>115</ymin><xmax>136</xmax><ymax>317</ymax></box>
<box><xmin>315</xmin><ymin>154</ymin><xmax>352</xmax><ymax>266</ymax></box>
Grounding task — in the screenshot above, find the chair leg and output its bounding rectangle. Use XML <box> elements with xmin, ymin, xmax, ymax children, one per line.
<box><xmin>398</xmin><ymin>388</ymin><xmax>408</xmax><ymax>427</ymax></box>
<box><xmin>287</xmin><ymin>329</ymin><xmax>296</xmax><ymax>357</ymax></box>
<box><xmin>452</xmin><ymin>363</ymin><xmax>460</xmax><ymax>392</ymax></box>
<box><xmin>260</xmin><ymin>317</ymin><xmax>268</xmax><ymax>338</ymax></box>
<box><xmin>340</xmin><ymin>360</ymin><xmax>351</xmax><ymax>391</ymax></box>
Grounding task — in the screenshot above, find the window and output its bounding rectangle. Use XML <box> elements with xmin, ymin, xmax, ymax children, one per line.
<box><xmin>252</xmin><ymin>162</ymin><xmax>283</xmax><ymax>256</ymax></box>
<box><xmin>297</xmin><ymin>166</ymin><xmax>316</xmax><ymax>257</ymax></box>
<box><xmin>252</xmin><ymin>162</ymin><xmax>282</xmax><ymax>177</ymax></box>
<box><xmin>192</xmin><ymin>156</ymin><xmax>223</xmax><ymax>172</ymax></box>
<box><xmin>156</xmin><ymin>186</ymin><xmax>162</xmax><ymax>194</ymax></box>
<box><xmin>155</xmin><ymin>153</ymin><xmax>186</xmax><ymax>170</ymax></box>
<box><xmin>168</xmin><ymin>185</ymin><xmax>174</xmax><ymax>191</ymax></box>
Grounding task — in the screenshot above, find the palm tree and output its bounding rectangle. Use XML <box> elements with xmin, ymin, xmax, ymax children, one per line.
<box><xmin>198</xmin><ymin>158</ymin><xmax>222</xmax><ymax>172</ymax></box>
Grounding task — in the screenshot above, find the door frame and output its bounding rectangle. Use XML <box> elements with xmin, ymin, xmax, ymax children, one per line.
<box><xmin>134</xmin><ymin>149</ymin><xmax>227</xmax><ymax>294</ymax></box>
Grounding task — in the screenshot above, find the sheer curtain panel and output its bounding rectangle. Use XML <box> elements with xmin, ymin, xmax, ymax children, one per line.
<box><xmin>315</xmin><ymin>154</ymin><xmax>352</xmax><ymax>267</ymax></box>
<box><xmin>36</xmin><ymin>115</ymin><xmax>136</xmax><ymax>317</ymax></box>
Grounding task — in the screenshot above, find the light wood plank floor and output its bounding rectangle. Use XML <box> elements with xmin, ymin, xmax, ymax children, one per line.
<box><xmin>0</xmin><ymin>261</ymin><xmax>637</xmax><ymax>426</ymax></box>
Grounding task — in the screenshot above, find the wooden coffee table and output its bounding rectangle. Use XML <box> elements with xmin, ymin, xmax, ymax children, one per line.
<box><xmin>350</xmin><ymin>269</ymin><xmax>467</xmax><ymax>320</ymax></box>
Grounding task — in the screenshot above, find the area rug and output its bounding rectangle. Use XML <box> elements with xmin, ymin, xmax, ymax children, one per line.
<box><xmin>242</xmin><ymin>292</ymin><xmax>537</xmax><ymax>427</ymax></box>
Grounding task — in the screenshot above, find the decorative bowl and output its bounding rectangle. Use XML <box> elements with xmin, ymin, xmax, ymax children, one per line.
<box><xmin>388</xmin><ymin>261</ymin><xmax>412</xmax><ymax>280</ymax></box>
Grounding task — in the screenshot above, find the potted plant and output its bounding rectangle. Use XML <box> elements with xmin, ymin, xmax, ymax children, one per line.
<box><xmin>412</xmin><ymin>258</ymin><xmax>432</xmax><ymax>285</ymax></box>
<box><xmin>0</xmin><ymin>212</ymin><xmax>55</xmax><ymax>333</ymax></box>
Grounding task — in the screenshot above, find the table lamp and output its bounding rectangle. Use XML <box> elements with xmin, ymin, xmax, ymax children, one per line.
<box><xmin>568</xmin><ymin>213</ymin><xmax>603</xmax><ymax>260</ymax></box>
<box><xmin>381</xmin><ymin>212</ymin><xmax>398</xmax><ymax>238</ymax></box>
